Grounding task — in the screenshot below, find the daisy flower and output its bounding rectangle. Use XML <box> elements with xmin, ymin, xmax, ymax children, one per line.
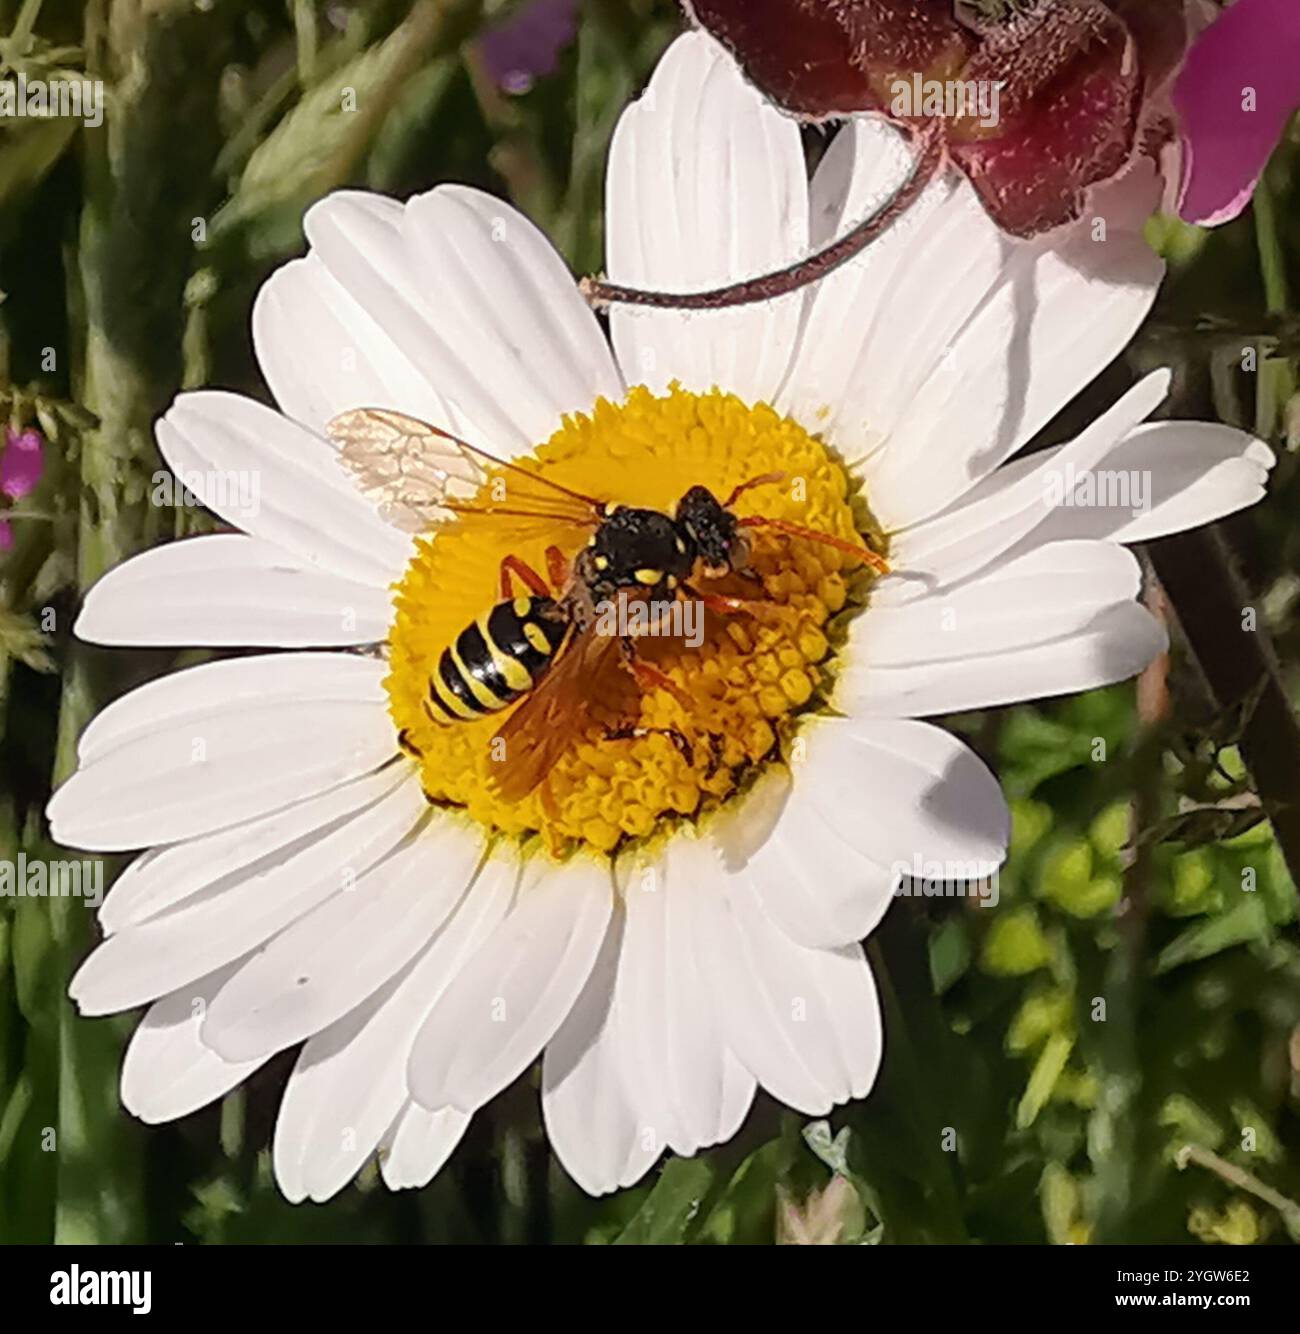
<box><xmin>49</xmin><ymin>33</ymin><xmax>1273</xmax><ymax>1203</ymax></box>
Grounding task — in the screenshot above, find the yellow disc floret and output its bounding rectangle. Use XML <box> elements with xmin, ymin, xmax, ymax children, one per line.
<box><xmin>386</xmin><ymin>385</ymin><xmax>881</xmax><ymax>855</ymax></box>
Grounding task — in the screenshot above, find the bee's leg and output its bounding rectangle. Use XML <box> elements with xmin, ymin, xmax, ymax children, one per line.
<box><xmin>681</xmin><ymin>580</ymin><xmax>771</xmax><ymax>620</ymax></box>
<box><xmin>602</xmin><ymin>724</ymin><xmax>694</xmax><ymax>767</ymax></box>
<box><xmin>735</xmin><ymin>516</ymin><xmax>890</xmax><ymax>575</ymax></box>
<box><xmin>499</xmin><ymin>553</ymin><xmax>552</xmax><ymax>599</ymax></box>
<box><xmin>544</xmin><ymin>545</ymin><xmax>571</xmax><ymax>593</ymax></box>
<box><xmin>539</xmin><ymin>774</ymin><xmax>563</xmax><ymax>824</ymax></box>
<box><xmin>619</xmin><ymin>637</ymin><xmax>693</xmax><ymax>711</ymax></box>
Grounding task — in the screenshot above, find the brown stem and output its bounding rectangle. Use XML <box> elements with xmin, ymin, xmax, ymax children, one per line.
<box><xmin>581</xmin><ymin>122</ymin><xmax>946</xmax><ymax>311</ymax></box>
<box><xmin>1176</xmin><ymin>1143</ymin><xmax>1300</xmax><ymax>1236</ymax></box>
<box><xmin>1147</xmin><ymin>527</ymin><xmax>1300</xmax><ymax>888</ymax></box>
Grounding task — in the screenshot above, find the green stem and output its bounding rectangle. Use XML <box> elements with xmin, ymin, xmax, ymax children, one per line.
<box><xmin>293</xmin><ymin>0</ymin><xmax>319</xmax><ymax>87</ymax></box>
<box><xmin>48</xmin><ymin>0</ymin><xmax>238</xmax><ymax>1245</ymax></box>
<box><xmin>1252</xmin><ymin>175</ymin><xmax>1296</xmax><ymax>439</ymax></box>
<box><xmin>9</xmin><ymin>0</ymin><xmax>45</xmax><ymax>55</ymax></box>
<box><xmin>1254</xmin><ymin>179</ymin><xmax>1290</xmax><ymax>316</ymax></box>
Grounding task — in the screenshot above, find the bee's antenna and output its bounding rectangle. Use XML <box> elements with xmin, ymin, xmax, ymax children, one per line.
<box><xmin>736</xmin><ymin>515</ymin><xmax>889</xmax><ymax>575</ymax></box>
<box><xmin>724</xmin><ymin>471</ymin><xmax>786</xmax><ymax>508</ymax></box>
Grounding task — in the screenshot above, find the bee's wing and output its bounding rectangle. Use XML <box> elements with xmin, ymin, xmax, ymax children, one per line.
<box><xmin>487</xmin><ymin>625</ymin><xmax>638</xmax><ymax>804</ymax></box>
<box><xmin>328</xmin><ymin>407</ymin><xmax>601</xmax><ymax>534</ymax></box>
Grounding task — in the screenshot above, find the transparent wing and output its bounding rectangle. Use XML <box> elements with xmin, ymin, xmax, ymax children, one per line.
<box><xmin>328</xmin><ymin>408</ymin><xmax>602</xmax><ymax>534</ymax></box>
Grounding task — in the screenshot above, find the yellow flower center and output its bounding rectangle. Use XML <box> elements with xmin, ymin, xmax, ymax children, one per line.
<box><xmin>386</xmin><ymin>385</ymin><xmax>881</xmax><ymax>855</ymax></box>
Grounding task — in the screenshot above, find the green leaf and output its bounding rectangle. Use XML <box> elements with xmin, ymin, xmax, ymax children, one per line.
<box><xmin>612</xmin><ymin>1156</ymin><xmax>714</xmax><ymax>1245</ymax></box>
<box><xmin>1155</xmin><ymin>895</ymin><xmax>1273</xmax><ymax>974</ymax></box>
<box><xmin>0</xmin><ymin>117</ymin><xmax>77</xmax><ymax>225</ymax></box>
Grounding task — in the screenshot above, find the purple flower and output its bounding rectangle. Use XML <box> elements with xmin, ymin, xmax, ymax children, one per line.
<box><xmin>1174</xmin><ymin>0</ymin><xmax>1300</xmax><ymax>225</ymax></box>
<box><xmin>1</xmin><ymin>426</ymin><xmax>44</xmax><ymax>500</ymax></box>
<box><xmin>480</xmin><ymin>0</ymin><xmax>579</xmax><ymax>95</ymax></box>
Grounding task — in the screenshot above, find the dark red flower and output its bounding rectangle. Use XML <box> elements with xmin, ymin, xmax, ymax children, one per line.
<box><xmin>684</xmin><ymin>0</ymin><xmax>1190</xmax><ymax>237</ymax></box>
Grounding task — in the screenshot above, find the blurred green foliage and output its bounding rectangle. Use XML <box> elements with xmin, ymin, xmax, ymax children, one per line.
<box><xmin>0</xmin><ymin>0</ymin><xmax>1299</xmax><ymax>1245</ymax></box>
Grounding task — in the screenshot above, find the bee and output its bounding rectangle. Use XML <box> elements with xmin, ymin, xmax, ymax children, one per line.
<box><xmin>327</xmin><ymin>408</ymin><xmax>885</xmax><ymax>801</ymax></box>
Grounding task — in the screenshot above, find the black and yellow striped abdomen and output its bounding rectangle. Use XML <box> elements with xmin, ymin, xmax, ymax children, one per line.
<box><xmin>425</xmin><ymin>595</ymin><xmax>568</xmax><ymax>723</ymax></box>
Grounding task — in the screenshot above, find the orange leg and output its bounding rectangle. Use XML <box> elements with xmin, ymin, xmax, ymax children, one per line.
<box><xmin>603</xmin><ymin>723</ymin><xmax>694</xmax><ymax>766</ymax></box>
<box><xmin>619</xmin><ymin>639</ymin><xmax>693</xmax><ymax>712</ymax></box>
<box><xmin>682</xmin><ymin>580</ymin><xmax>772</xmax><ymax>620</ymax></box>
<box><xmin>499</xmin><ymin>553</ymin><xmax>551</xmax><ymax>599</ymax></box>
<box><xmin>545</xmin><ymin>544</ymin><xmax>571</xmax><ymax>593</ymax></box>
<box><xmin>736</xmin><ymin>515</ymin><xmax>890</xmax><ymax>574</ymax></box>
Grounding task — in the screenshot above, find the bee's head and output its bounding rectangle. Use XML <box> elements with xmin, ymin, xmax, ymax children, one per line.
<box><xmin>675</xmin><ymin>486</ymin><xmax>746</xmax><ymax>577</ymax></box>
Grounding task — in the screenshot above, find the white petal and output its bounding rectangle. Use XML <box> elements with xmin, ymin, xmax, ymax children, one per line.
<box><xmin>272</xmin><ymin>855</ymin><xmax>516</xmax><ymax>1203</ymax></box>
<box><xmin>305</xmin><ymin>187</ymin><xmax>619</xmax><ymax>454</ymax></box>
<box><xmin>783</xmin><ymin>121</ymin><xmax>995</xmax><ymax>458</ymax></box>
<box><xmin>48</xmin><ymin>653</ymin><xmax>395</xmax><ymax>851</ymax></box>
<box><xmin>120</xmin><ymin>963</ymin><xmax>264</xmax><ymax>1124</ymax></box>
<box><xmin>988</xmin><ymin>422</ymin><xmax>1275</xmax><ymax>551</ymax></box>
<box><xmin>98</xmin><ymin>765</ymin><xmax>410</xmax><ymax>936</ymax></box>
<box><xmin>792</xmin><ymin>718</ymin><xmax>1010</xmax><ymax>873</ymax></box>
<box><xmin>856</xmin><ymin>540</ymin><xmax>1142</xmax><ymax>667</ymax></box>
<box><xmin>837</xmin><ymin>540</ymin><xmax>1168</xmax><ymax>717</ymax></box>
<box><xmin>612</xmin><ymin>840</ymin><xmax>752</xmax><ymax>1157</ymax></box>
<box><xmin>74</xmin><ymin>651</ymin><xmax>386</xmax><ymax>764</ymax></box>
<box><xmin>157</xmin><ymin>391</ymin><xmax>412</xmax><ymax>587</ymax></box>
<box><xmin>605</xmin><ymin>31</ymin><xmax>808</xmax><ymax>404</ymax></box>
<box><xmin>885</xmin><ymin>371</ymin><xmax>1170</xmax><ymax>599</ymax></box>
<box><xmin>72</xmin><ymin>769</ymin><xmax>424</xmax><ymax>1015</ymax></box>
<box><xmin>408</xmin><ymin>856</ymin><xmax>614</xmax><ymax>1115</ymax></box>
<box><xmin>542</xmin><ymin>907</ymin><xmax>662</xmax><ymax>1196</ymax></box>
<box><xmin>76</xmin><ymin>533</ymin><xmax>391</xmax><ymax>648</ymax></box>
<box><xmin>253</xmin><ymin>252</ymin><xmax>454</xmax><ymax>436</ymax></box>
<box><xmin>305</xmin><ymin>190</ymin><xmax>530</xmax><ymax>453</ymax></box>
<box><xmin>201</xmin><ymin>817</ymin><xmax>484</xmax><ymax>1062</ymax></box>
<box><xmin>841</xmin><ymin>601</ymin><xmax>1168</xmax><ymax>718</ymax></box>
<box><xmin>403</xmin><ymin>186</ymin><xmax>623</xmax><ymax>442</ymax></box>
<box><xmin>379</xmin><ymin>1103</ymin><xmax>472</xmax><ymax>1191</ymax></box>
<box><xmin>862</xmin><ymin>225</ymin><xmax>1163</xmax><ymax>527</ymax></box>
<box><xmin>709</xmin><ymin>768</ymin><xmax>896</xmax><ymax>950</ymax></box>
<box><xmin>698</xmin><ymin>858</ymin><xmax>882</xmax><ymax>1114</ymax></box>
<box><xmin>814</xmin><ymin>943</ymin><xmax>885</xmax><ymax>1101</ymax></box>
<box><xmin>788</xmin><ymin>116</ymin><xmax>1163</xmax><ymax>524</ymax></box>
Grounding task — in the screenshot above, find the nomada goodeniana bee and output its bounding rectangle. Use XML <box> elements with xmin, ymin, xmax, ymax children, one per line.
<box><xmin>327</xmin><ymin>407</ymin><xmax>887</xmax><ymax>802</ymax></box>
